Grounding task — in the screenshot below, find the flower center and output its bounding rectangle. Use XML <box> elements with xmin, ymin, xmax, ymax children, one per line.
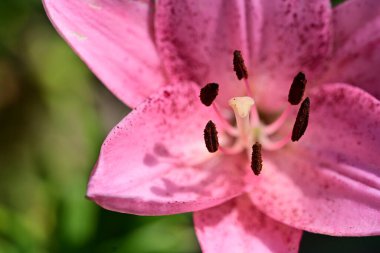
<box><xmin>200</xmin><ymin>50</ymin><xmax>310</xmax><ymax>175</ymax></box>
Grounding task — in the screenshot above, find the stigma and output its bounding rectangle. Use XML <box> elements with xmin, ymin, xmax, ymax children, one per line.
<box><xmin>228</xmin><ymin>97</ymin><xmax>254</xmax><ymax>118</ymax></box>
<box><xmin>200</xmin><ymin>50</ymin><xmax>310</xmax><ymax>175</ymax></box>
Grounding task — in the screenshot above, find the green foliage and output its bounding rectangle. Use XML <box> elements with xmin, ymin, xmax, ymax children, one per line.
<box><xmin>0</xmin><ymin>1</ymin><xmax>199</xmax><ymax>252</ymax></box>
<box><xmin>331</xmin><ymin>0</ymin><xmax>345</xmax><ymax>6</ymax></box>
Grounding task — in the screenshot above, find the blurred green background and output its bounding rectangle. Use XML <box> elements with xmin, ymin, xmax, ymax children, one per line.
<box><xmin>0</xmin><ymin>0</ymin><xmax>378</xmax><ymax>252</ymax></box>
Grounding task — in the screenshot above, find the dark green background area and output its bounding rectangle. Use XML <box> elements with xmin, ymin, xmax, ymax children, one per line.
<box><xmin>0</xmin><ymin>0</ymin><xmax>378</xmax><ymax>252</ymax></box>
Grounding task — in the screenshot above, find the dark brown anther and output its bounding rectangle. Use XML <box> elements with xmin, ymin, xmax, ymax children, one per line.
<box><xmin>200</xmin><ymin>83</ymin><xmax>219</xmax><ymax>106</ymax></box>
<box><xmin>251</xmin><ymin>142</ymin><xmax>263</xmax><ymax>175</ymax></box>
<box><xmin>204</xmin><ymin>120</ymin><xmax>219</xmax><ymax>153</ymax></box>
<box><xmin>233</xmin><ymin>50</ymin><xmax>248</xmax><ymax>80</ymax></box>
<box><xmin>291</xmin><ymin>97</ymin><xmax>310</xmax><ymax>142</ymax></box>
<box><xmin>288</xmin><ymin>72</ymin><xmax>307</xmax><ymax>105</ymax></box>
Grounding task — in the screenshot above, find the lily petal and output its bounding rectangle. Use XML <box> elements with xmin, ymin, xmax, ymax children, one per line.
<box><xmin>155</xmin><ymin>0</ymin><xmax>262</xmax><ymax>107</ymax></box>
<box><xmin>320</xmin><ymin>14</ymin><xmax>380</xmax><ymax>99</ymax></box>
<box><xmin>43</xmin><ymin>0</ymin><xmax>166</xmax><ymax>107</ymax></box>
<box><xmin>249</xmin><ymin>84</ymin><xmax>380</xmax><ymax>236</ymax></box>
<box><xmin>253</xmin><ymin>0</ymin><xmax>332</xmax><ymax>112</ymax></box>
<box><xmin>194</xmin><ymin>195</ymin><xmax>302</xmax><ymax>253</ymax></box>
<box><xmin>87</xmin><ymin>82</ymin><xmax>249</xmax><ymax>215</ymax></box>
<box><xmin>332</xmin><ymin>0</ymin><xmax>380</xmax><ymax>47</ymax></box>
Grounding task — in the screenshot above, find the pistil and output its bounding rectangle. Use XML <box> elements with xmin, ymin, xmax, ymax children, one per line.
<box><xmin>199</xmin><ymin>50</ymin><xmax>311</xmax><ymax>176</ymax></box>
<box><xmin>229</xmin><ymin>97</ymin><xmax>255</xmax><ymax>148</ymax></box>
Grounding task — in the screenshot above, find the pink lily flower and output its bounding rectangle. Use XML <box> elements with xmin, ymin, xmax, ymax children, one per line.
<box><xmin>43</xmin><ymin>0</ymin><xmax>380</xmax><ymax>252</ymax></box>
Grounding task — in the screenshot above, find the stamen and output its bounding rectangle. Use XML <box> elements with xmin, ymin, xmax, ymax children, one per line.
<box><xmin>264</xmin><ymin>105</ymin><xmax>291</xmax><ymax>135</ymax></box>
<box><xmin>204</xmin><ymin>120</ymin><xmax>219</xmax><ymax>153</ymax></box>
<box><xmin>233</xmin><ymin>50</ymin><xmax>248</xmax><ymax>80</ymax></box>
<box><xmin>288</xmin><ymin>72</ymin><xmax>307</xmax><ymax>105</ymax></box>
<box><xmin>291</xmin><ymin>97</ymin><xmax>310</xmax><ymax>142</ymax></box>
<box><xmin>244</xmin><ymin>78</ymin><xmax>254</xmax><ymax>98</ymax></box>
<box><xmin>260</xmin><ymin>134</ymin><xmax>291</xmax><ymax>151</ymax></box>
<box><xmin>200</xmin><ymin>83</ymin><xmax>219</xmax><ymax>106</ymax></box>
<box><xmin>212</xmin><ymin>103</ymin><xmax>238</xmax><ymax>136</ymax></box>
<box><xmin>251</xmin><ymin>142</ymin><xmax>263</xmax><ymax>175</ymax></box>
<box><xmin>219</xmin><ymin>141</ymin><xmax>244</xmax><ymax>155</ymax></box>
